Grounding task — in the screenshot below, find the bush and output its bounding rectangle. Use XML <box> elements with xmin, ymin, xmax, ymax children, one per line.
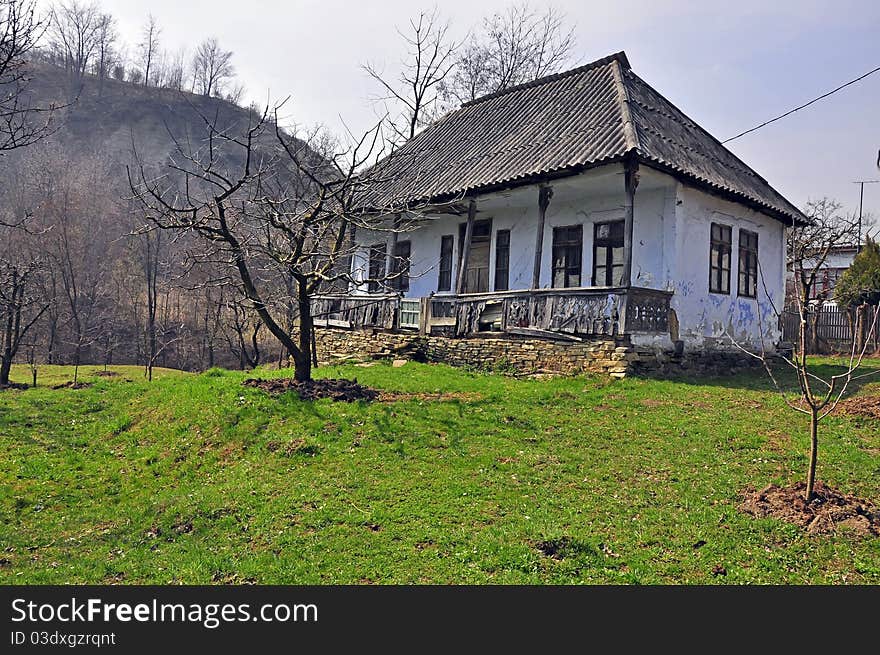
<box><xmin>835</xmin><ymin>238</ymin><xmax>880</xmax><ymax>307</ymax></box>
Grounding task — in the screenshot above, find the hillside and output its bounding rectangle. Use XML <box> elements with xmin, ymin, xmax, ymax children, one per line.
<box><xmin>11</xmin><ymin>61</ymin><xmax>293</xmax><ymax>170</ymax></box>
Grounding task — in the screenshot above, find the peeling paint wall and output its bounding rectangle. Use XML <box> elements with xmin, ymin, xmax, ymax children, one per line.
<box><xmin>671</xmin><ymin>185</ymin><xmax>785</xmax><ymax>352</ymax></box>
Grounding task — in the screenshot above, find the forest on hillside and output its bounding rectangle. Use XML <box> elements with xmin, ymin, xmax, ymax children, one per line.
<box><xmin>0</xmin><ymin>0</ymin><xmax>583</xmax><ymax>380</ymax></box>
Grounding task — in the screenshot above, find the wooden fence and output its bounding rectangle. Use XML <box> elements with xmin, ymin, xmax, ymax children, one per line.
<box><xmin>781</xmin><ymin>304</ymin><xmax>880</xmax><ymax>354</ymax></box>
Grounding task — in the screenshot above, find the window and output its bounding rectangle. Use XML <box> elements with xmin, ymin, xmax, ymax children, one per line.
<box><xmin>494</xmin><ymin>230</ymin><xmax>510</xmax><ymax>291</ymax></box>
<box><xmin>738</xmin><ymin>229</ymin><xmax>758</xmax><ymax>298</ymax></box>
<box><xmin>592</xmin><ymin>221</ymin><xmax>624</xmax><ymax>287</ymax></box>
<box><xmin>367</xmin><ymin>242</ymin><xmax>386</xmax><ymax>293</ymax></box>
<box><xmin>389</xmin><ymin>240</ymin><xmax>411</xmax><ymax>292</ymax></box>
<box><xmin>552</xmin><ymin>225</ymin><xmax>583</xmax><ymax>288</ymax></box>
<box><xmin>709</xmin><ymin>223</ymin><xmax>732</xmax><ymax>294</ymax></box>
<box><xmin>438</xmin><ymin>235</ymin><xmax>454</xmax><ymax>291</ymax></box>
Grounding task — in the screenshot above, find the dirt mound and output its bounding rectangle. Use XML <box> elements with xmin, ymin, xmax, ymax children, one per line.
<box><xmin>92</xmin><ymin>370</ymin><xmax>120</xmax><ymax>378</ymax></box>
<box><xmin>835</xmin><ymin>395</ymin><xmax>880</xmax><ymax>420</ymax></box>
<box><xmin>242</xmin><ymin>378</ymin><xmax>378</xmax><ymax>402</ymax></box>
<box><xmin>740</xmin><ymin>482</ymin><xmax>880</xmax><ymax>537</ymax></box>
<box><xmin>51</xmin><ymin>381</ymin><xmax>93</xmax><ymax>389</ymax></box>
<box><xmin>0</xmin><ymin>382</ymin><xmax>30</xmax><ymax>391</ymax></box>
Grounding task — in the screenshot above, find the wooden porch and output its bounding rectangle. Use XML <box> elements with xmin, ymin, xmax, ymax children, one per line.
<box><xmin>312</xmin><ymin>286</ymin><xmax>672</xmax><ymax>340</ymax></box>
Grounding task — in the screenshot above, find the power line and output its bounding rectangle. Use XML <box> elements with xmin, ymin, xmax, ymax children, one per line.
<box><xmin>722</xmin><ymin>63</ymin><xmax>880</xmax><ymax>144</ymax></box>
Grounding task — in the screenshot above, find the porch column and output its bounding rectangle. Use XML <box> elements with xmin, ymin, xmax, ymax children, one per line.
<box><xmin>532</xmin><ymin>185</ymin><xmax>553</xmax><ymax>289</ymax></box>
<box><xmin>455</xmin><ymin>199</ymin><xmax>477</xmax><ymax>294</ymax></box>
<box><xmin>385</xmin><ymin>213</ymin><xmax>401</xmax><ymax>289</ymax></box>
<box><xmin>346</xmin><ymin>223</ymin><xmax>357</xmax><ymax>291</ymax></box>
<box><xmin>621</xmin><ymin>157</ymin><xmax>640</xmax><ymax>288</ymax></box>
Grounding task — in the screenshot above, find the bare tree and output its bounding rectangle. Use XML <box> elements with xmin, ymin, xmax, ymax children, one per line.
<box><xmin>730</xmin><ymin>198</ymin><xmax>878</xmax><ymax>501</ymax></box>
<box><xmin>49</xmin><ymin>0</ymin><xmax>101</xmax><ymax>97</ymax></box>
<box><xmin>191</xmin><ymin>37</ymin><xmax>234</xmax><ymax>97</ymax></box>
<box><xmin>129</xmin><ymin>105</ymin><xmax>423</xmax><ymax>381</ymax></box>
<box><xmin>139</xmin><ymin>227</ymin><xmax>161</xmax><ymax>380</ymax></box>
<box><xmin>137</xmin><ymin>13</ymin><xmax>160</xmax><ymax>87</ymax></box>
<box><xmin>0</xmin><ymin>229</ymin><xmax>48</xmax><ymax>386</ymax></box>
<box><xmin>93</xmin><ymin>10</ymin><xmax>115</xmax><ymax>96</ymax></box>
<box><xmin>166</xmin><ymin>46</ymin><xmax>188</xmax><ymax>91</ymax></box>
<box><xmin>363</xmin><ymin>8</ymin><xmax>456</xmax><ymax>143</ymax></box>
<box><xmin>1</xmin><ymin>0</ymin><xmax>55</xmax><ymax>151</ymax></box>
<box><xmin>127</xmin><ymin>67</ymin><xmax>142</xmax><ymax>85</ymax></box>
<box><xmin>447</xmin><ymin>2</ymin><xmax>577</xmax><ymax>104</ymax></box>
<box><xmin>224</xmin><ymin>297</ymin><xmax>262</xmax><ymax>369</ymax></box>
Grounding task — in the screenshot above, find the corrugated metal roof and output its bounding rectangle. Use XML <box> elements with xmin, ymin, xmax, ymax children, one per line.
<box><xmin>363</xmin><ymin>51</ymin><xmax>806</xmax><ymax>224</ymax></box>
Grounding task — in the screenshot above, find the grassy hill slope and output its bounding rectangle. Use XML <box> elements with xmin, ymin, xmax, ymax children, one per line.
<box><xmin>1</xmin><ymin>362</ymin><xmax>878</xmax><ymax>584</ymax></box>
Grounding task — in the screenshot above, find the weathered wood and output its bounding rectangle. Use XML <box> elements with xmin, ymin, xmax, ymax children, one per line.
<box><xmin>623</xmin><ymin>287</ymin><xmax>671</xmax><ymax>333</ymax></box>
<box><xmin>532</xmin><ymin>185</ymin><xmax>553</xmax><ymax>289</ymax></box>
<box><xmin>621</xmin><ymin>157</ymin><xmax>640</xmax><ymax>288</ymax></box>
<box><xmin>507</xmin><ymin>326</ymin><xmax>582</xmax><ymax>341</ymax></box>
<box><xmin>312</xmin><ymin>295</ymin><xmax>399</xmax><ymax>330</ymax></box>
<box><xmin>455</xmin><ymin>200</ymin><xmax>477</xmax><ymax>294</ymax></box>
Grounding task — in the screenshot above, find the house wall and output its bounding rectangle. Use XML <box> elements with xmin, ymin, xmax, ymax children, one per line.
<box><xmin>352</xmin><ymin>166</ymin><xmax>671</xmax><ymax>297</ymax></box>
<box><xmin>350</xmin><ymin>166</ymin><xmax>788</xmax><ymax>354</ymax></box>
<box><xmin>667</xmin><ymin>185</ymin><xmax>786</xmax><ymax>352</ymax></box>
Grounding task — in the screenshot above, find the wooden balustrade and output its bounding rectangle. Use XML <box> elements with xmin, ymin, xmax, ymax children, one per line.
<box><xmin>313</xmin><ymin>286</ymin><xmax>673</xmax><ymax>339</ymax></box>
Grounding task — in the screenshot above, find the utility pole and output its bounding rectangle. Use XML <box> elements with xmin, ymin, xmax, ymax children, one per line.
<box><xmin>853</xmin><ymin>179</ymin><xmax>878</xmax><ymax>252</ymax></box>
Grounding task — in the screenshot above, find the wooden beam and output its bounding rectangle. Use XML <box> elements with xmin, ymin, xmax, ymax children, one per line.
<box><xmin>532</xmin><ymin>185</ymin><xmax>553</xmax><ymax>289</ymax></box>
<box><xmin>385</xmin><ymin>213</ymin><xmax>401</xmax><ymax>289</ymax></box>
<box><xmin>456</xmin><ymin>199</ymin><xmax>477</xmax><ymax>294</ymax></box>
<box><xmin>621</xmin><ymin>157</ymin><xmax>640</xmax><ymax>288</ymax></box>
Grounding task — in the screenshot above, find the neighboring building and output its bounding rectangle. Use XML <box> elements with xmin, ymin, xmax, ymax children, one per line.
<box><xmin>318</xmin><ymin>52</ymin><xmax>807</xmax><ymax>359</ymax></box>
<box><xmin>786</xmin><ymin>243</ymin><xmax>860</xmax><ymax>304</ymax></box>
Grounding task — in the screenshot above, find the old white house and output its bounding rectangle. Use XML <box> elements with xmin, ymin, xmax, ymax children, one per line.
<box><xmin>319</xmin><ymin>52</ymin><xmax>806</xmax><ymax>358</ymax></box>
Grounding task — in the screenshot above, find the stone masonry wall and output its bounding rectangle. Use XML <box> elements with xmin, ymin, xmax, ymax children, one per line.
<box><xmin>313</xmin><ymin>328</ymin><xmax>760</xmax><ymax>378</ymax></box>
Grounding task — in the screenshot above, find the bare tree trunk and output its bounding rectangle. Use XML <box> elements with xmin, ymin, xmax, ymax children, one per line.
<box><xmin>73</xmin><ymin>342</ymin><xmax>81</xmax><ymax>384</ymax></box>
<box><xmin>1</xmin><ymin>287</ymin><xmax>14</xmax><ymax>386</ymax></box>
<box><xmin>805</xmin><ymin>407</ymin><xmax>818</xmax><ymax>501</ymax></box>
<box><xmin>295</xmin><ymin>280</ymin><xmax>312</xmax><ymax>383</ymax></box>
<box><xmin>0</xmin><ymin>357</ymin><xmax>11</xmax><ymax>386</ymax></box>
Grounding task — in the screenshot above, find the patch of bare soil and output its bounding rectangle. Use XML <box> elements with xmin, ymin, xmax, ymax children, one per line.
<box><xmin>740</xmin><ymin>482</ymin><xmax>880</xmax><ymax>537</ymax></box>
<box><xmin>835</xmin><ymin>395</ymin><xmax>880</xmax><ymax>421</ymax></box>
<box><xmin>51</xmin><ymin>381</ymin><xmax>93</xmax><ymax>389</ymax></box>
<box><xmin>0</xmin><ymin>382</ymin><xmax>29</xmax><ymax>391</ymax></box>
<box><xmin>92</xmin><ymin>370</ymin><xmax>120</xmax><ymax>378</ymax></box>
<box><xmin>377</xmin><ymin>391</ymin><xmax>483</xmax><ymax>403</ymax></box>
<box><xmin>242</xmin><ymin>378</ymin><xmax>378</xmax><ymax>402</ymax></box>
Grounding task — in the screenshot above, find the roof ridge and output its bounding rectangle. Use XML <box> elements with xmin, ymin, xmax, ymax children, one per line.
<box><xmin>460</xmin><ymin>51</ymin><xmax>631</xmax><ymax>109</ymax></box>
<box><xmin>610</xmin><ymin>57</ymin><xmax>639</xmax><ymax>152</ymax></box>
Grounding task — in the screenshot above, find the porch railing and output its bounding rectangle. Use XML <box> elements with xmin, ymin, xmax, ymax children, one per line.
<box><xmin>314</xmin><ymin>286</ymin><xmax>673</xmax><ymax>338</ymax></box>
<box><xmin>426</xmin><ymin>286</ymin><xmax>671</xmax><ymax>338</ymax></box>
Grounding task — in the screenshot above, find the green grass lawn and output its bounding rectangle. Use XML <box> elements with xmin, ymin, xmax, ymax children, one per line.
<box><xmin>1</xmin><ymin>359</ymin><xmax>878</xmax><ymax>584</ymax></box>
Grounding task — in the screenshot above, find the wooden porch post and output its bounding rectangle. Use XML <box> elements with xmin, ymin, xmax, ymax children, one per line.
<box><xmin>386</xmin><ymin>213</ymin><xmax>401</xmax><ymax>288</ymax></box>
<box><xmin>621</xmin><ymin>157</ymin><xmax>640</xmax><ymax>288</ymax></box>
<box><xmin>456</xmin><ymin>199</ymin><xmax>477</xmax><ymax>294</ymax></box>
<box><xmin>532</xmin><ymin>185</ymin><xmax>553</xmax><ymax>289</ymax></box>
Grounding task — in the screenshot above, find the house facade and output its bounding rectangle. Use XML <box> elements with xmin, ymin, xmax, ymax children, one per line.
<box><xmin>316</xmin><ymin>52</ymin><xmax>806</xmax><ymax>362</ymax></box>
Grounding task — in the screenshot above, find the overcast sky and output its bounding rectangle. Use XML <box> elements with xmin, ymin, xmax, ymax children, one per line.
<box><xmin>92</xmin><ymin>1</ymin><xmax>880</xmax><ymax>220</ymax></box>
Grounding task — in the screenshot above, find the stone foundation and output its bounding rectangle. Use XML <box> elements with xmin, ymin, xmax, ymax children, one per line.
<box><xmin>313</xmin><ymin>327</ymin><xmax>762</xmax><ymax>378</ymax></box>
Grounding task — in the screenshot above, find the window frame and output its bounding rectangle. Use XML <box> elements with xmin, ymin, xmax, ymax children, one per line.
<box><xmin>494</xmin><ymin>229</ymin><xmax>510</xmax><ymax>291</ymax></box>
<box><xmin>591</xmin><ymin>220</ymin><xmax>625</xmax><ymax>287</ymax></box>
<box><xmin>737</xmin><ymin>229</ymin><xmax>758</xmax><ymax>298</ymax></box>
<box><xmin>551</xmin><ymin>224</ymin><xmax>583</xmax><ymax>289</ymax></box>
<box><xmin>438</xmin><ymin>235</ymin><xmax>454</xmax><ymax>292</ymax></box>
<box><xmin>367</xmin><ymin>242</ymin><xmax>386</xmax><ymax>293</ymax></box>
<box><xmin>389</xmin><ymin>239</ymin><xmax>411</xmax><ymax>293</ymax></box>
<box><xmin>709</xmin><ymin>223</ymin><xmax>732</xmax><ymax>295</ymax></box>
